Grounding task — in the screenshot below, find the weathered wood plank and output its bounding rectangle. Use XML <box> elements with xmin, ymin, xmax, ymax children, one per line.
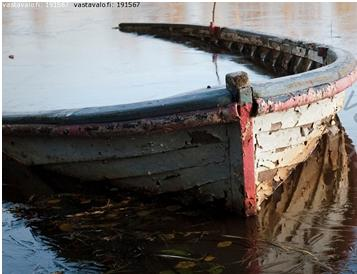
<box><xmin>253</xmin><ymin>91</ymin><xmax>345</xmax><ymax>132</ymax></box>
<box><xmin>255</xmin><ymin>135</ymin><xmax>321</xmax><ymax>172</ymax></box>
<box><xmin>196</xmin><ymin>179</ymin><xmax>231</xmax><ymax>202</ymax></box>
<box><xmin>254</xmin><ymin>119</ymin><xmax>329</xmax><ymax>152</ymax></box>
<box><xmin>108</xmin><ymin>162</ymin><xmax>230</xmax><ymax>194</ymax></box>
<box><xmin>44</xmin><ymin>142</ymin><xmax>228</xmax><ymax>180</ymax></box>
<box><xmin>3</xmin><ymin>125</ymin><xmax>228</xmax><ymax>165</ymax></box>
<box><xmin>226</xmin><ymin>123</ymin><xmax>245</xmax><ymax>213</ymax></box>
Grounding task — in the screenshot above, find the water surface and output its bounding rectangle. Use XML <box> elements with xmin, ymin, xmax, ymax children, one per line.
<box><xmin>2</xmin><ymin>3</ymin><xmax>272</xmax><ymax>113</ymax></box>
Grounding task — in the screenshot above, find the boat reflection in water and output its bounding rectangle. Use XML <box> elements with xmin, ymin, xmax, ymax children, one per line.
<box><xmin>256</xmin><ymin>121</ymin><xmax>356</xmax><ymax>273</ymax></box>
<box><xmin>3</xmin><ymin>120</ymin><xmax>357</xmax><ymax>273</ymax></box>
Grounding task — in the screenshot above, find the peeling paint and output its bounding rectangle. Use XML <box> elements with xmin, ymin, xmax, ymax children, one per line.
<box><xmin>256</xmin><ymin>68</ymin><xmax>357</xmax><ymax>114</ymax></box>
<box><xmin>3</xmin><ymin>104</ymin><xmax>240</xmax><ymax>138</ymax></box>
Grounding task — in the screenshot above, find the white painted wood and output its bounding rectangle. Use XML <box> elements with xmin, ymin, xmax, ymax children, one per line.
<box><xmin>255</xmin><ymin>135</ymin><xmax>321</xmax><ymax>172</ymax></box>
<box><xmin>254</xmin><ymin>119</ymin><xmax>327</xmax><ymax>152</ymax></box>
<box><xmin>254</xmin><ymin>91</ymin><xmax>346</xmax><ymax>206</ymax></box>
<box><xmin>254</xmin><ymin>91</ymin><xmax>345</xmax><ymax>174</ymax></box>
<box><xmin>253</xmin><ymin>91</ymin><xmax>345</xmax><ymax>132</ymax></box>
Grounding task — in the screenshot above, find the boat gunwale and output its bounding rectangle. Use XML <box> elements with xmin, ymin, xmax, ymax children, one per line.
<box><xmin>2</xmin><ymin>103</ymin><xmax>240</xmax><ymax>137</ymax></box>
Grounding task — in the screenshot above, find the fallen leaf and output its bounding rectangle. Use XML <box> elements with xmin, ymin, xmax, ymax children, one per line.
<box><xmin>217</xmin><ymin>241</ymin><xmax>232</xmax><ymax>248</ymax></box>
<box><xmin>161</xmin><ymin>249</ymin><xmax>192</xmax><ymax>257</ymax></box>
<box><xmin>58</xmin><ymin>223</ymin><xmax>73</xmax><ymax>232</ymax></box>
<box><xmin>47</xmin><ymin>199</ymin><xmax>61</xmax><ymax>204</ymax></box>
<box><xmin>136</xmin><ymin>210</ymin><xmax>153</xmax><ymax>217</ymax></box>
<box><xmin>208</xmin><ymin>265</ymin><xmax>224</xmax><ymax>274</ymax></box>
<box><xmin>159</xmin><ymin>271</ymin><xmax>176</xmax><ymax>274</ymax></box>
<box><xmin>175</xmin><ymin>261</ymin><xmax>196</xmax><ymax>269</ymax></box>
<box><xmin>204</xmin><ymin>255</ymin><xmax>216</xmax><ymax>262</ymax></box>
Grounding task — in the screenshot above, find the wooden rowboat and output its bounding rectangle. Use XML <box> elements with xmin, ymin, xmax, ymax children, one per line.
<box><xmin>3</xmin><ymin>23</ymin><xmax>357</xmax><ymax>216</ymax></box>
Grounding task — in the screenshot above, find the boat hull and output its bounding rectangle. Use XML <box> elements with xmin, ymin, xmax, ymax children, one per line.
<box><xmin>3</xmin><ymin>23</ymin><xmax>357</xmax><ymax>216</ymax></box>
<box><xmin>2</xmin><ymin>89</ymin><xmax>346</xmax><ymax>213</ymax></box>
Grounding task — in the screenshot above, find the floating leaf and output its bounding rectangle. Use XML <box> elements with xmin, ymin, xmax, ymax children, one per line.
<box><xmin>161</xmin><ymin>249</ymin><xmax>192</xmax><ymax>257</ymax></box>
<box><xmin>175</xmin><ymin>261</ymin><xmax>196</xmax><ymax>269</ymax></box>
<box><xmin>47</xmin><ymin>199</ymin><xmax>61</xmax><ymax>205</ymax></box>
<box><xmin>159</xmin><ymin>271</ymin><xmax>176</xmax><ymax>274</ymax></box>
<box><xmin>204</xmin><ymin>255</ymin><xmax>216</xmax><ymax>262</ymax></box>
<box><xmin>58</xmin><ymin>223</ymin><xmax>73</xmax><ymax>232</ymax></box>
<box><xmin>208</xmin><ymin>265</ymin><xmax>224</xmax><ymax>274</ymax></box>
<box><xmin>217</xmin><ymin>241</ymin><xmax>232</xmax><ymax>248</ymax></box>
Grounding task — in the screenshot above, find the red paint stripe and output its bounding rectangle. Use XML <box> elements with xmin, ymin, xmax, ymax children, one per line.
<box><xmin>238</xmin><ymin>103</ymin><xmax>257</xmax><ymax>216</ymax></box>
<box><xmin>257</xmin><ymin>68</ymin><xmax>357</xmax><ymax>114</ymax></box>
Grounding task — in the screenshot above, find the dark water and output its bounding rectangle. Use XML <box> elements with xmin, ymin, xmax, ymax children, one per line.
<box><xmin>3</xmin><ymin>2</ymin><xmax>357</xmax><ymax>273</ymax></box>
<box><xmin>2</xmin><ymin>203</ymin><xmax>102</xmax><ymax>273</ymax></box>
